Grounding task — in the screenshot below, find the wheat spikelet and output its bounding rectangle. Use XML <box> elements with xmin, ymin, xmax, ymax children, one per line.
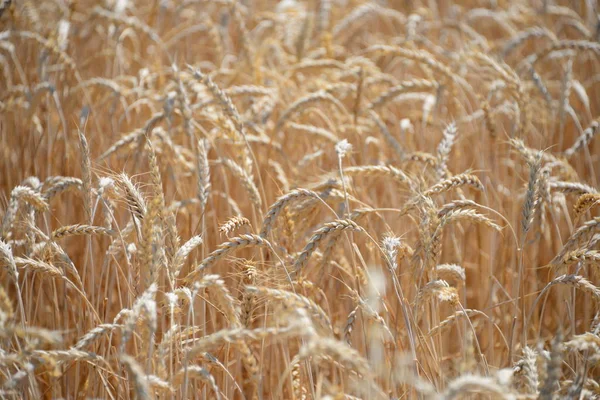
<box><xmin>548</xmin><ymin>180</ymin><xmax>597</xmax><ymax>196</ymax></box>
<box><xmin>416</xmin><ymin>280</ymin><xmax>459</xmax><ymax>307</ymax></box>
<box><xmin>436</xmin><ymin>122</ymin><xmax>457</xmax><ymax>178</ymax></box>
<box><xmin>172</xmin><ymin>235</ymin><xmax>203</xmax><ymax>279</ymax></box>
<box><xmin>121</xmin><ymin>284</ymin><xmax>157</xmax><ymax>353</ymax></box>
<box><xmin>423</xmin><ymin>174</ymin><xmax>484</xmax><ymax>197</ymax></box>
<box><xmin>405</xmin><ymin>151</ymin><xmax>438</xmax><ymax>167</ymax></box>
<box><xmin>196</xmin><ymin>138</ymin><xmax>211</xmax><ymax>211</ymax></box>
<box><xmin>564</xmin><ymin>118</ymin><xmax>600</xmax><ymax>158</ymax></box>
<box><xmin>190</xmin><ymin>234</ymin><xmax>272</xmax><ymax>276</ymax></box>
<box><xmin>440</xmin><ymin>209</ymin><xmax>502</xmax><ymax>231</ymax></box>
<box><xmin>513</xmin><ymin>347</ymin><xmax>539</xmax><ymax>395</ymax></box>
<box><xmin>99</xmin><ymin>113</ymin><xmax>164</xmax><ymax>160</ymax></box>
<box><xmin>436</xmin><ymin>264</ymin><xmax>466</xmax><ymax>285</ymax></box>
<box><xmin>138</xmin><ymin>151</ymin><xmax>162</xmax><ymax>290</ymax></box>
<box><xmin>77</xmin><ymin>128</ymin><xmax>92</xmax><ymax>224</ymax></box>
<box><xmin>14</xmin><ymin>257</ymin><xmax>62</xmax><ymax>278</ymax></box>
<box><xmin>219</xmin><ymin>216</ymin><xmax>250</xmax><ymax>236</ymax></box>
<box><xmin>51</xmin><ymin>224</ymin><xmax>115</xmax><ymax>239</ymax></box>
<box><xmin>561</xmin><ymin>249</ymin><xmax>600</xmax><ymax>265</ymax></box>
<box><xmin>344</xmin><ymin>305</ymin><xmax>359</xmax><ymax>345</ymax></box>
<box><xmin>74</xmin><ymin>323</ymin><xmax>121</xmax><ymax>350</ymax></box>
<box><xmin>221</xmin><ymin>158</ymin><xmax>262</xmax><ymax>210</ymax></box>
<box><xmin>260</xmin><ymin>189</ymin><xmax>320</xmax><ymax>238</ymax></box>
<box><xmin>366</xmin><ymin>45</ymin><xmax>460</xmax><ymax>89</ymax></box>
<box><xmin>543</xmin><ymin>274</ymin><xmax>600</xmax><ymax>302</ymax></box>
<box><xmin>240</xmin><ymin>263</ymin><xmax>257</xmax><ymax>328</ymax></box>
<box><xmin>294</xmin><ymin>219</ymin><xmax>364</xmax><ymax>274</ymax></box>
<box><xmin>42</xmin><ymin>176</ymin><xmax>83</xmax><ymax>199</ymax></box>
<box><xmin>119</xmin><ymin>174</ymin><xmax>147</xmax><ymax>222</ymax></box>
<box><xmin>288</xmin><ymin>122</ymin><xmax>339</xmax><ymax>143</ymax></box>
<box><xmin>564</xmin><ymin>332</ymin><xmax>600</xmax><ymax>353</ymax></box>
<box><xmin>574</xmin><ymin>193</ymin><xmax>600</xmax><ymax>217</ymax></box>
<box><xmin>551</xmin><ymin>218</ymin><xmax>600</xmax><ymax>265</ymax></box>
<box><xmin>188</xmin><ymin>67</ymin><xmax>256</xmax><ymax>179</ymax></box>
<box><xmin>1</xmin><ymin>185</ymin><xmax>48</xmax><ymax>239</ymax></box>
<box><xmin>437</xmin><ymin>200</ymin><xmax>480</xmax><ymax>217</ymax></box>
<box><xmin>92</xmin><ymin>5</ymin><xmax>161</xmax><ymax>42</ymax></box>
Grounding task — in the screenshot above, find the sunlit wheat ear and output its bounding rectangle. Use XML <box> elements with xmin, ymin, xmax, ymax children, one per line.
<box><xmin>560</xmin><ymin>249</ymin><xmax>600</xmax><ymax>266</ymax></box>
<box><xmin>573</xmin><ymin>193</ymin><xmax>600</xmax><ymax>217</ymax></box>
<box><xmin>417</xmin><ymin>279</ymin><xmax>460</xmax><ymax>305</ymax></box>
<box><xmin>423</xmin><ymin>173</ymin><xmax>484</xmax><ymax>197</ymax></box>
<box><xmin>196</xmin><ymin>138</ymin><xmax>211</xmax><ymax>212</ymax></box>
<box><xmin>51</xmin><ymin>224</ymin><xmax>115</xmax><ymax>239</ymax></box>
<box><xmin>188</xmin><ymin>66</ymin><xmax>255</xmax><ymax>177</ymax></box>
<box><xmin>219</xmin><ymin>216</ymin><xmax>250</xmax><ymax>237</ymax></box>
<box><xmin>563</xmin><ymin>118</ymin><xmax>600</xmax><ymax>159</ymax></box>
<box><xmin>41</xmin><ymin>176</ymin><xmax>83</xmax><ymax>200</ymax></box>
<box><xmin>513</xmin><ymin>347</ymin><xmax>539</xmax><ymax>395</ymax></box>
<box><xmin>294</xmin><ymin>219</ymin><xmax>364</xmax><ymax>274</ymax></box>
<box><xmin>436</xmin><ymin>122</ymin><xmax>457</xmax><ymax>178</ymax></box>
<box><xmin>260</xmin><ymin>190</ymin><xmax>319</xmax><ymax>239</ymax></box>
<box><xmin>221</xmin><ymin>158</ymin><xmax>262</xmax><ymax>210</ymax></box>
<box><xmin>436</xmin><ymin>264</ymin><xmax>466</xmax><ymax>286</ymax></box>
<box><xmin>344</xmin><ymin>305</ymin><xmax>359</xmax><ymax>345</ymax></box>
<box><xmin>77</xmin><ymin>127</ymin><xmax>92</xmax><ymax>224</ymax></box>
<box><xmin>118</xmin><ymin>174</ymin><xmax>147</xmax><ymax>223</ymax></box>
<box><xmin>74</xmin><ymin>323</ymin><xmax>121</xmax><ymax>350</ymax></box>
<box><xmin>240</xmin><ymin>263</ymin><xmax>257</xmax><ymax>328</ymax></box>
<box><xmin>551</xmin><ymin>218</ymin><xmax>600</xmax><ymax>265</ymax></box>
<box><xmin>136</xmin><ymin>145</ymin><xmax>164</xmax><ymax>291</ymax></box>
<box><xmin>187</xmin><ymin>234</ymin><xmax>272</xmax><ymax>279</ymax></box>
<box><xmin>548</xmin><ymin>181</ymin><xmax>597</xmax><ymax>196</ymax></box>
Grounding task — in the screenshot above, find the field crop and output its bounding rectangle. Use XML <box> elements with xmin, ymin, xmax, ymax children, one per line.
<box><xmin>1</xmin><ymin>0</ymin><xmax>600</xmax><ymax>398</ymax></box>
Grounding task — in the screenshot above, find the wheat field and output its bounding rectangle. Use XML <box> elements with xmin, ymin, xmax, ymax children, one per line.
<box><xmin>1</xmin><ymin>0</ymin><xmax>599</xmax><ymax>398</ymax></box>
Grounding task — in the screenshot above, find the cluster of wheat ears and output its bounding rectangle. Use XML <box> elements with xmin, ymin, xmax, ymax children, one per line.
<box><xmin>1</xmin><ymin>0</ymin><xmax>600</xmax><ymax>398</ymax></box>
